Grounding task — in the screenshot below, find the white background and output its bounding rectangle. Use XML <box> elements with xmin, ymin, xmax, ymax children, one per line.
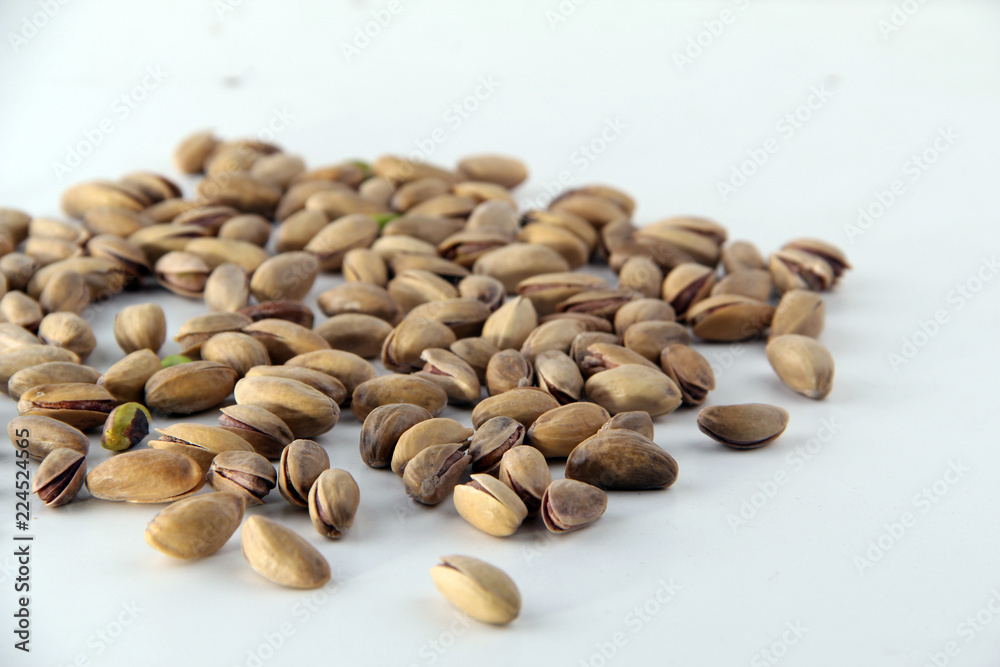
<box><xmin>2</xmin><ymin>1</ymin><xmax>999</xmax><ymax>666</ymax></box>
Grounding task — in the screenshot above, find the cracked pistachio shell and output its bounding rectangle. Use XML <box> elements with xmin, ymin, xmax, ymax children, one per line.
<box><xmin>613</xmin><ymin>298</ymin><xmax>676</xmax><ymax>336</ymax></box>
<box><xmin>381</xmin><ymin>317</ymin><xmax>457</xmax><ymax>373</ymax></box>
<box><xmin>17</xmin><ymin>382</ymin><xmax>117</xmax><ymax>430</ymax></box>
<box><xmin>551</xmin><ymin>191</ymin><xmax>628</xmax><ymax>227</ymax></box>
<box><xmin>527</xmin><ymin>402</ymin><xmax>610</xmax><ymax>458</ymax></box>
<box><xmin>481</xmin><ymin>296</ymin><xmax>537</xmax><ymax>351</ymax></box>
<box><xmin>101</xmin><ymin>402</ymin><xmax>151</xmax><ymax>451</ymax></box>
<box><xmin>458</xmin><ymin>274</ymin><xmax>506</xmax><ymax>312</ymax></box>
<box><xmin>687</xmin><ymin>295</ymin><xmax>774</xmax><ymax>342</ymax></box>
<box><xmin>486</xmin><ymin>349</ymin><xmax>533</xmax><ymax>396</ymax></box>
<box><xmin>97</xmin><ymin>349</ymin><xmax>161</xmax><ymax>404</ymax></box>
<box><xmin>600</xmin><ymin>411</ymin><xmax>655</xmax><ymax>440</ymax></box>
<box><xmin>342</xmin><ymin>247</ymin><xmax>389</xmax><ymax>285</ymax></box>
<box><xmin>0</xmin><ymin>345</ymin><xmax>81</xmax><ymax>385</ymax></box>
<box><xmin>534</xmin><ymin>349</ymin><xmax>583</xmax><ymax>404</ymax></box>
<box><xmin>660</xmin><ymin>344</ymin><xmax>715</xmax><ymax>406</ymax></box>
<box><xmin>469</xmin><ymin>416</ymin><xmax>525</xmax><ymax>474</ymax></box>
<box><xmin>453</xmin><ymin>473</ymin><xmax>528</xmax><ymax>537</ymax></box>
<box><xmin>621</xmin><ymin>321</ymin><xmax>691</xmax><ymax>362</ymax></box>
<box><xmin>722</xmin><ymin>240</ymin><xmax>765</xmax><ymax>273</ymax></box>
<box><xmin>450</xmin><ymin>337</ymin><xmax>499</xmax><ymax>384</ymax></box>
<box><xmin>541</xmin><ymin>479</ymin><xmax>607</xmax><ymax>533</ymax></box>
<box><xmin>86</xmin><ymin>449</ymin><xmax>205</xmax><ymax>503</ymax></box>
<box><xmin>415</xmin><ymin>347</ymin><xmax>481</xmax><ymax>405</ymax></box>
<box><xmin>207</xmin><ymin>450</ymin><xmax>277</xmax><ymax>504</ymax></box>
<box><xmin>145</xmin><ymin>361</ymin><xmax>238</xmax><ymax>415</ymax></box>
<box><xmin>697</xmin><ymin>404</ymin><xmax>790</xmax><ymax>449</ymax></box>
<box><xmin>37</xmin><ymin>311</ymin><xmax>95</xmax><ymax>361</ymax></box>
<box><xmin>276</xmin><ymin>209</ymin><xmax>328</xmax><ymax>253</ymax></box>
<box><xmin>521</xmin><ymin>318</ymin><xmax>594</xmax><ymax>362</ymax></box>
<box><xmin>404</xmin><ymin>443</ymin><xmax>471</xmax><ymax>505</ymax></box>
<box><xmin>8</xmin><ymin>415</ymin><xmax>89</xmax><ymax>460</ymax></box>
<box><xmin>518</xmin><ymin>222</ymin><xmax>589</xmax><ymax>269</ymax></box>
<box><xmin>710</xmin><ymin>268</ymin><xmax>773</xmax><ymax>302</ymax></box>
<box><xmin>246</xmin><ymin>365</ymin><xmax>348</xmax><ymax>405</ymax></box>
<box><xmin>387</xmin><ymin>269</ymin><xmax>459</xmax><ymax>314</ymax></box>
<box><xmin>471</xmin><ymin>387</ymin><xmax>559</xmax><ymax>430</ymax></box>
<box><xmin>204</xmin><ymin>263</ymin><xmax>250</xmax><ymax>312</ymax></box>
<box><xmin>566</xmin><ymin>430</ymin><xmax>679</xmax><ymax>490</ymax></box>
<box><xmin>38</xmin><ymin>270</ymin><xmax>90</xmax><ymax>314</ymax></box>
<box><xmin>769</xmin><ymin>249</ymin><xmax>834</xmax><ymax>294</ymax></box>
<box><xmin>517</xmin><ymin>272</ymin><xmax>609</xmax><ymax>317</ymax></box>
<box><xmin>60</xmin><ymin>180</ymin><xmax>148</xmax><ymax>219</ymax></box>
<box><xmin>234</xmin><ymin>376</ymin><xmax>340</xmax><ymax>438</ymax></box>
<box><xmin>278</xmin><ymin>439</ymin><xmax>330</xmax><ymax>508</ymax></box>
<box><xmin>145</xmin><ymin>492</ymin><xmax>246</xmax><ymax>559</ymax></box>
<box><xmin>150</xmin><ymin>423</ymin><xmax>254</xmax><ymax>473</ymax></box>
<box><xmin>584</xmin><ymin>365</ymin><xmax>681</xmax><ymax>417</ymax></box>
<box><xmin>218</xmin><ymin>404</ymin><xmax>294</xmax><ymax>460</ymax></box>
<box><xmin>242</xmin><ymin>318</ymin><xmax>330</xmax><ymax>365</ymax></box>
<box><xmin>304</xmin><ymin>213</ymin><xmax>380</xmax><ymax>271</ymax></box>
<box><xmin>285</xmin><ymin>349</ymin><xmax>377</xmax><ymax>397</ymax></box>
<box><xmin>31</xmin><ymin>447</ymin><xmax>86</xmax><ymax>506</ymax></box>
<box><xmin>360</xmin><ymin>403</ymin><xmax>432</xmax><ymax>469</ymax></box>
<box><xmin>391</xmin><ymin>177</ymin><xmax>449</xmax><ymax>212</ymax></box>
<box><xmin>782</xmin><ymin>237</ymin><xmax>851</xmax><ymax>279</ymax></box>
<box><xmin>473</xmin><ymin>243</ymin><xmax>571</xmax><ymax>294</ymax></box>
<box><xmin>314</xmin><ymin>314</ymin><xmax>393</xmax><ymax>360</ymax></box>
<box><xmin>430</xmin><ymin>555</ymin><xmax>521</xmax><ymax>625</ymax></box>
<box><xmin>8</xmin><ymin>361</ymin><xmax>100</xmax><ymax>401</ymax></box>
<box><xmin>241</xmin><ymin>515</ymin><xmax>331</xmax><ymax>589</ymax></box>
<box><xmin>218</xmin><ymin>213</ymin><xmax>272</xmax><ymax>246</ymax></box>
<box><xmin>406</xmin><ymin>297</ymin><xmax>490</xmax><ymax>339</ymax></box>
<box><xmin>770</xmin><ymin>289</ymin><xmax>825</xmax><ymax>340</ymax></box>
<box><xmin>569</xmin><ymin>333</ymin><xmax>621</xmax><ymax>368</ymax></box>
<box><xmin>200</xmin><ymin>332</ymin><xmax>270</xmax><ymax>377</ymax></box>
<box><xmin>155</xmin><ymin>251</ymin><xmax>209</xmax><ymax>297</ymax></box>
<box><xmin>498</xmin><ymin>445</ymin><xmax>550</xmax><ymax>516</ymax></box>
<box><xmin>617</xmin><ymin>256</ymin><xmax>663</xmax><ymax>299</ymax></box>
<box><xmin>391</xmin><ymin>418</ymin><xmax>474</xmax><ymax>477</ymax></box>
<box><xmin>351</xmin><ymin>375</ymin><xmax>448</xmax><ymax>421</ymax></box>
<box><xmin>250</xmin><ymin>252</ymin><xmax>319</xmax><ymax>303</ymax></box>
<box><xmin>521</xmin><ymin>208</ymin><xmax>600</xmax><ymax>250</ymax></box>
<box><xmin>765</xmin><ymin>334</ymin><xmax>835</xmax><ymax>399</ymax></box>
<box><xmin>454</xmin><ymin>181</ymin><xmax>517</xmax><ymax>208</ymax></box>
<box><xmin>555</xmin><ymin>288</ymin><xmax>638</xmax><ymax>320</ymax></box>
<box><xmin>308</xmin><ymin>468</ymin><xmax>360</xmax><ymax>538</ymax></box>
<box><xmin>317</xmin><ymin>282</ymin><xmax>400</xmax><ymax>324</ymax></box>
<box><xmin>579</xmin><ymin>343</ymin><xmax>660</xmax><ymax>377</ymax></box>
<box><xmin>174</xmin><ymin>311</ymin><xmax>252</xmax><ymax>354</ymax></box>
<box><xmin>113</xmin><ymin>303</ymin><xmax>166</xmax><ymax>354</ymax></box>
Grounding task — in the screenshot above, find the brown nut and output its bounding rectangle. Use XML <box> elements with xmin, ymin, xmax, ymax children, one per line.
<box><xmin>566</xmin><ymin>430</ymin><xmax>679</xmax><ymax>490</ymax></box>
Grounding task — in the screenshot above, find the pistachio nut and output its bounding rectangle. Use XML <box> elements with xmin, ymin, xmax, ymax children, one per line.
<box><xmin>359</xmin><ymin>403</ymin><xmax>433</xmax><ymax>469</ymax></box>
<box><xmin>769</xmin><ymin>248</ymin><xmax>834</xmax><ymax>293</ymax></box>
<box><xmin>173</xmin><ymin>129</ymin><xmax>218</xmax><ymax>173</ymax></box>
<box><xmin>381</xmin><ymin>317</ymin><xmax>457</xmax><ymax>373</ymax></box>
<box><xmin>250</xmin><ymin>252</ymin><xmax>319</xmax><ymax>303</ymax></box>
<box><xmin>660</xmin><ymin>344</ymin><xmax>715</xmax><ymax>406</ymax></box>
<box><xmin>415</xmin><ymin>347</ymin><xmax>482</xmax><ymax>404</ymax></box>
<box><xmin>0</xmin><ymin>291</ymin><xmax>43</xmax><ymax>331</ymax></box>
<box><xmin>486</xmin><ymin>349</ymin><xmax>533</xmax><ymax>396</ymax></box>
<box><xmin>497</xmin><ymin>446</ymin><xmax>550</xmax><ymax>516</ymax></box>
<box><xmin>305</xmin><ymin>189</ymin><xmax>386</xmax><ymax>221</ymax></box>
<box><xmin>278</xmin><ymin>439</ymin><xmax>330</xmax><ymax>508</ymax></box>
<box><xmin>196</xmin><ymin>173</ymin><xmax>281</xmax><ymax>217</ymax></box>
<box><xmin>207</xmin><ymin>450</ymin><xmax>277</xmax><ymax>504</ymax></box>
<box><xmin>621</xmin><ymin>321</ymin><xmax>690</xmax><ymax>362</ymax></box>
<box><xmin>0</xmin><ymin>253</ymin><xmax>38</xmax><ymax>291</ymax></box>
<box><xmin>144</xmin><ymin>492</ymin><xmax>246</xmax><ymax>559</ymax></box>
<box><xmin>453</xmin><ymin>181</ymin><xmax>518</xmax><ymax>208</ymax></box>
<box><xmin>686</xmin><ymin>295</ymin><xmax>774</xmax><ymax>342</ymax></box>
<box><xmin>218</xmin><ymin>213</ymin><xmax>272</xmax><ymax>246</ymax></box>
<box><xmin>458</xmin><ymin>274</ymin><xmax>506</xmax><ymax>312</ymax></box>
<box><xmin>710</xmin><ymin>268</ymin><xmax>773</xmax><ymax>302</ymax></box>
<box><xmin>101</xmin><ymin>402</ymin><xmax>151</xmax><ymax>451</ymax></box>
<box><xmin>473</xmin><ymin>243</ymin><xmax>571</xmax><ymax>293</ymax></box>
<box><xmin>613</xmin><ymin>298</ymin><xmax>676</xmax><ymax>336</ymax></box>
<box><xmin>17</xmin><ymin>382</ymin><xmax>117</xmax><ymax>430</ymax></box>
<box><xmin>85</xmin><ymin>234</ymin><xmax>151</xmax><ymax>281</ymax></box>
<box><xmin>174</xmin><ymin>311</ymin><xmax>252</xmax><ymax>354</ymax></box>
<box><xmin>391</xmin><ymin>418</ymin><xmax>474</xmax><ymax>477</ymax></box>
<box><xmin>8</xmin><ymin>361</ymin><xmax>100</xmax><ymax>401</ymax></box>
<box><xmin>470</xmin><ymin>387</ymin><xmax>559</xmax><ymax>429</ymax></box>
<box><xmin>782</xmin><ymin>237</ymin><xmax>851</xmax><ymax>279</ymax></box>
<box><xmin>218</xmin><ymin>404</ymin><xmax>294</xmax><ymax>460</ymax></box>
<box><xmin>457</xmin><ymin>154</ymin><xmax>527</xmax><ymax>188</ymax></box>
<box><xmin>387</xmin><ymin>269</ymin><xmax>458</xmax><ymax>314</ymax></box>
<box><xmin>154</xmin><ymin>251</ymin><xmax>210</xmax><ymax>297</ymax></box>
<box><xmin>317</xmin><ymin>282</ymin><xmax>400</xmax><ymax>323</ymax></box>
<box><xmin>204</xmin><ymin>263</ymin><xmax>251</xmax><ymax>312</ymax></box>
<box><xmin>38</xmin><ymin>269</ymin><xmax>90</xmax><ymax>314</ymax></box>
<box><xmin>242</xmin><ymin>318</ymin><xmax>330</xmax><ymax>364</ymax></box>
<box><xmin>765</xmin><ymin>334</ymin><xmax>835</xmax><ymax>399</ymax></box>
<box><xmin>617</xmin><ymin>256</ymin><xmax>663</xmax><ymax>299</ymax></box>
<box><xmin>556</xmin><ymin>289</ymin><xmax>638</xmax><ymax>320</ymax></box>
<box><xmin>769</xmin><ymin>289</ymin><xmax>825</xmax><ymax>339</ymax></box>
<box><xmin>566</xmin><ymin>430</ymin><xmax>679</xmax><ymax>490</ymax></box>
<box><xmin>526</xmin><ymin>402</ymin><xmax>610</xmax><ymax>458</ymax></box>
<box><xmin>60</xmin><ymin>180</ymin><xmax>148</xmax><ymax>219</ymax></box>
<box><xmin>8</xmin><ymin>414</ymin><xmax>89</xmax><ymax>460</ymax></box>
<box><xmin>721</xmin><ymin>239</ymin><xmax>766</xmax><ymax>273</ymax></box>
<box><xmin>404</xmin><ymin>443</ymin><xmax>471</xmax><ymax>505</ymax></box>
<box><xmin>407</xmin><ymin>194</ymin><xmax>476</xmax><ymax>218</ymax></box>
<box><xmin>468</xmin><ymin>416</ymin><xmax>525</xmax><ymax>474</ymax></box>
<box><xmin>450</xmin><ymin>337</ymin><xmax>499</xmax><ymax>384</ymax></box>
<box><xmin>584</xmin><ymin>365</ymin><xmax>682</xmax><ymax>417</ymax></box>
<box><xmin>579</xmin><ymin>343</ymin><xmax>661</xmax><ymax>377</ymax></box>
<box><xmin>97</xmin><ymin>349</ymin><xmax>161</xmax><ymax>403</ymax></box>
<box><xmin>518</xmin><ymin>222</ymin><xmax>590</xmax><ymax>268</ymax></box>
<box><xmin>534</xmin><ymin>349</ymin><xmax>584</xmax><ymax>404</ymax></box>
<box><xmin>541</xmin><ymin>479</ymin><xmax>607</xmax><ymax>534</ymax></box>
<box><xmin>200</xmin><ymin>332</ymin><xmax>270</xmax><ymax>376</ymax></box>
<box><xmin>438</xmin><ymin>230</ymin><xmax>509</xmax><ymax>267</ymax></box>
<box><xmin>113</xmin><ymin>303</ymin><xmax>166</xmax><ymax>354</ymax></box>
<box><xmin>275</xmin><ymin>209</ymin><xmax>329</xmax><ymax>253</ymax></box>
<box><xmin>285</xmin><ymin>349</ymin><xmax>377</xmax><ymax>397</ymax></box>
<box><xmin>150</xmin><ymin>423</ymin><xmax>254</xmax><ymax>473</ymax></box>
<box><xmin>86</xmin><ymin>449</ymin><xmax>205</xmax><ymax>503</ymax></box>
<box><xmin>243</xmin><ymin>365</ymin><xmax>347</xmax><ymax>405</ymax></box>
<box><xmin>406</xmin><ymin>298</ymin><xmax>490</xmax><ymax>339</ymax></box>
<box><xmin>384</xmin><ymin>215</ymin><xmax>465</xmax><ymax>246</ymax></box>
<box><xmin>314</xmin><ymin>314</ymin><xmax>393</xmax><ymax>360</ymax></box>
<box><xmin>144</xmin><ymin>361</ymin><xmax>238</xmax><ymax>415</ymax></box>
<box><xmin>308</xmin><ymin>468</ymin><xmax>360</xmax><ymax>538</ymax></box>
<box><xmin>0</xmin><ymin>322</ymin><xmax>39</xmax><ymax>353</ymax></box>
<box><xmin>520</xmin><ymin>318</ymin><xmax>594</xmax><ymax>361</ymax></box>
<box><xmin>239</xmin><ymin>300</ymin><xmax>315</xmax><ymax>329</ymax></box>
<box><xmin>550</xmin><ymin>191</ymin><xmax>627</xmax><ymax>227</ymax></box>
<box><xmin>342</xmin><ymin>247</ymin><xmax>389</xmax><ymax>286</ymax></box>
<box><xmin>304</xmin><ymin>213</ymin><xmax>380</xmax><ymax>271</ymax></box>
<box><xmin>24</xmin><ymin>236</ymin><xmax>84</xmax><ymax>267</ymax></box>
<box><xmin>241</xmin><ymin>515</ymin><xmax>331</xmax><ymax>589</ymax></box>
<box><xmin>481</xmin><ymin>296</ymin><xmax>537</xmax><ymax>350</ymax></box>
<box><xmin>0</xmin><ymin>345</ymin><xmax>81</xmax><ymax>385</ymax></box>
<box><xmin>661</xmin><ymin>262</ymin><xmax>715</xmax><ymax>318</ymax></box>
<box><xmin>453</xmin><ymin>473</ymin><xmax>528</xmax><ymax>537</ymax></box>
<box><xmin>351</xmin><ymin>375</ymin><xmax>448</xmax><ymax>421</ymax></box>
<box><xmin>600</xmin><ymin>410</ymin><xmax>655</xmax><ymax>440</ymax></box>
<box><xmin>129</xmin><ymin>223</ymin><xmax>207</xmax><ymax>263</ymax></box>
<box><xmin>430</xmin><ymin>555</ymin><xmax>521</xmax><ymax>626</ymax></box>
<box><xmin>391</xmin><ymin>177</ymin><xmax>450</xmax><ymax>211</ymax></box>
<box><xmin>697</xmin><ymin>404</ymin><xmax>790</xmax><ymax>449</ymax></box>
<box><xmin>37</xmin><ymin>312</ymin><xmax>95</xmax><ymax>361</ymax></box>
<box><xmin>234</xmin><ymin>376</ymin><xmax>340</xmax><ymax>438</ymax></box>
<box><xmin>32</xmin><ymin>447</ymin><xmax>86</xmax><ymax>507</ymax></box>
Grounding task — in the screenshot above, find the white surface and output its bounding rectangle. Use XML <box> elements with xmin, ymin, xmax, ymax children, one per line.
<box><xmin>1</xmin><ymin>1</ymin><xmax>999</xmax><ymax>665</ymax></box>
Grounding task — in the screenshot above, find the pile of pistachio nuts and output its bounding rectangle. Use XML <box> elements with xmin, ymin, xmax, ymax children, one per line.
<box><xmin>1</xmin><ymin>130</ymin><xmax>846</xmax><ymax>624</ymax></box>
